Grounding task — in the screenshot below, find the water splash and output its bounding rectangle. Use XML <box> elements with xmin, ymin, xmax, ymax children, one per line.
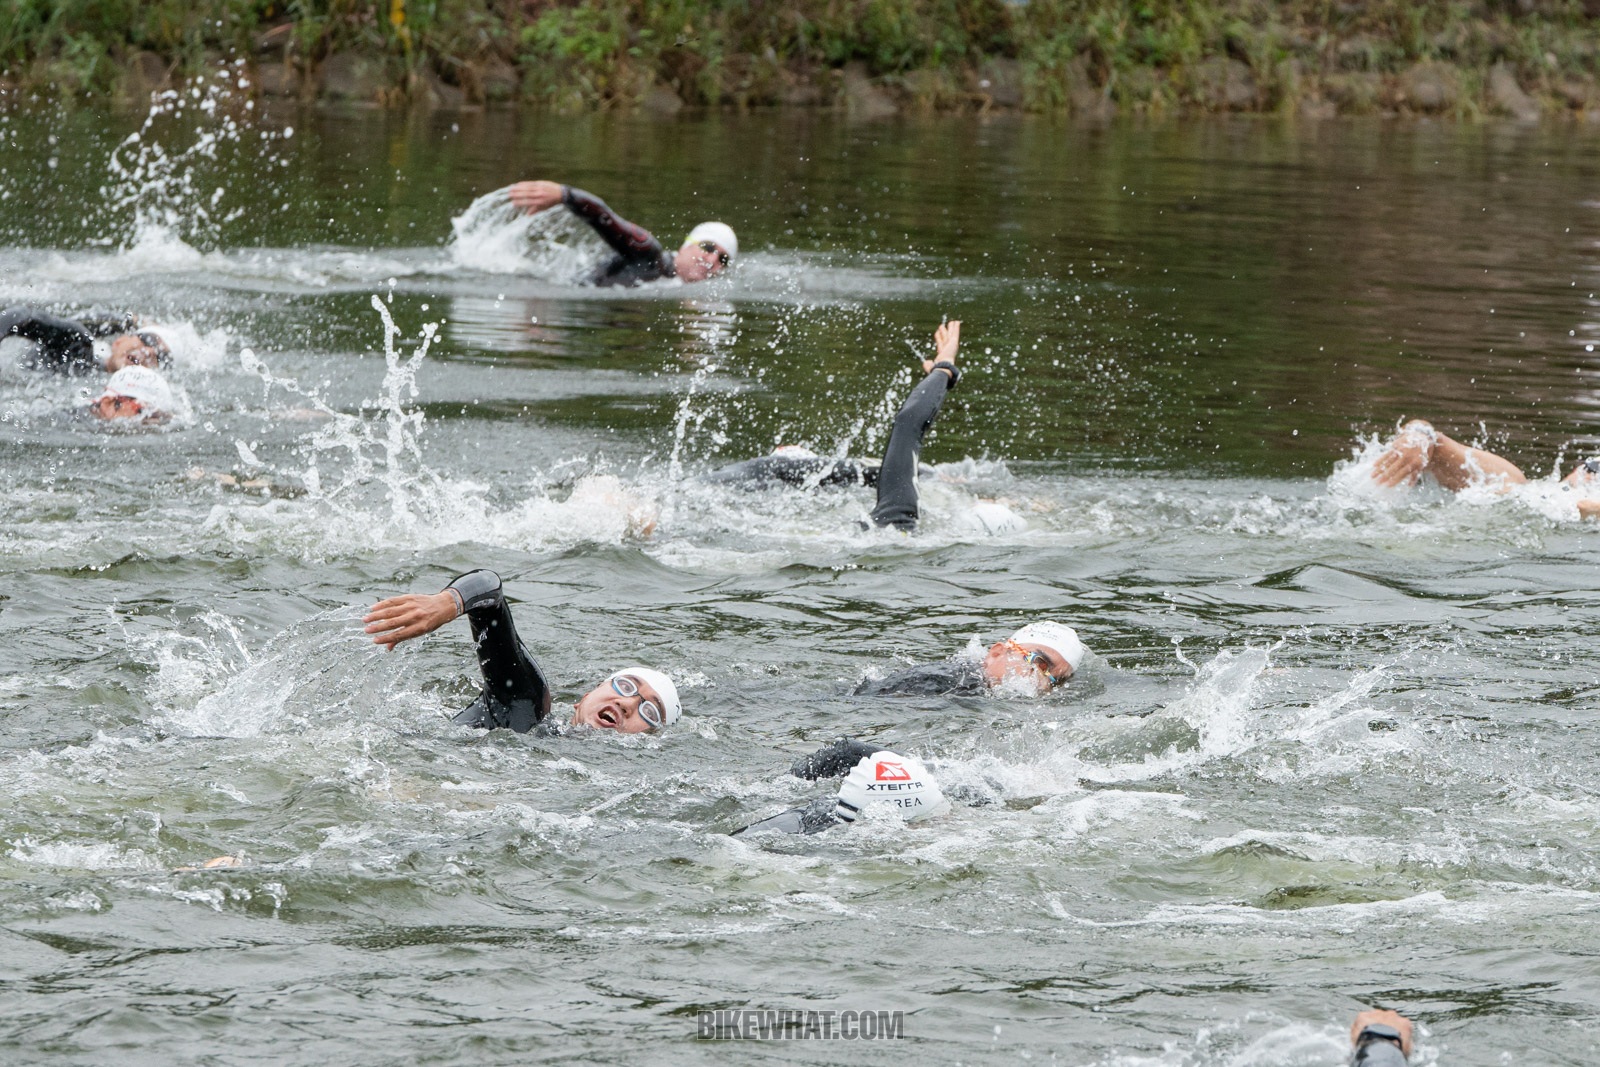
<box><xmin>446</xmin><ymin>187</ymin><xmax>606</xmax><ymax>277</ymax></box>
<box><xmin>99</xmin><ymin>64</ymin><xmax>289</xmax><ymax>257</ymax></box>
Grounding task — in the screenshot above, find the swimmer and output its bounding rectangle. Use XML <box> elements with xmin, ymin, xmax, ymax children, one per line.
<box><xmin>1</xmin><ymin>305</ymin><xmax>172</xmax><ymax>374</ymax></box>
<box><xmin>734</xmin><ymin>739</ymin><xmax>949</xmax><ymax>836</ymax></box>
<box><xmin>853</xmin><ymin>621</ymin><xmax>1085</xmax><ymax>697</ymax></box>
<box><xmin>1349</xmin><ymin>1009</ymin><xmax>1411</xmax><ymax>1066</ymax></box>
<box><xmin>709</xmin><ymin>320</ymin><xmax>964</xmax><ymax>532</ymax></box>
<box><xmin>1369</xmin><ymin>418</ymin><xmax>1600</xmax><ymax>518</ymax></box>
<box><xmin>364</xmin><ymin>569</ymin><xmax>681</xmax><ymax>735</ymax></box>
<box><xmin>506</xmin><ymin>180</ymin><xmax>736</xmax><ymax>287</ymax></box>
<box><xmin>86</xmin><ymin>366</ymin><xmax>178</xmax><ymax>424</ymax></box>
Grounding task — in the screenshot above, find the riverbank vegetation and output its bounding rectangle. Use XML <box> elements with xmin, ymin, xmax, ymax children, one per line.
<box><xmin>3</xmin><ymin>0</ymin><xmax>1598</xmax><ymax>117</ymax></box>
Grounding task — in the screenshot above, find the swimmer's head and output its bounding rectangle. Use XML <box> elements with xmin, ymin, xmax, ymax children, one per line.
<box><xmin>573</xmin><ymin>667</ymin><xmax>681</xmax><ymax>733</ymax></box>
<box><xmin>105</xmin><ymin>329</ymin><xmax>172</xmax><ymax>372</ymax></box>
<box><xmin>674</xmin><ymin>222</ymin><xmax>737</xmax><ymax>283</ymax></box>
<box><xmin>90</xmin><ymin>366</ymin><xmax>176</xmax><ymax>422</ymax></box>
<box><xmin>983</xmin><ymin>622</ymin><xmax>1084</xmax><ymax>692</ymax></box>
<box><xmin>835</xmin><ymin>751</ymin><xmax>949</xmax><ymax>826</ymax></box>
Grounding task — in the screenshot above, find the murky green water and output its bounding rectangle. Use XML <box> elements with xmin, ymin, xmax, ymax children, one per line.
<box><xmin>0</xmin><ymin>93</ymin><xmax>1597</xmax><ymax>1065</ymax></box>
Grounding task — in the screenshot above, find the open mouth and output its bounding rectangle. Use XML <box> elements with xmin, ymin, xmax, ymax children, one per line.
<box><xmin>596</xmin><ymin>706</ymin><xmax>620</xmax><ymax>728</ymax></box>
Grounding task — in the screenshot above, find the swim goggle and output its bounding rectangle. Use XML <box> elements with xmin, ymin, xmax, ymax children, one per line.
<box><xmin>1584</xmin><ymin>457</ymin><xmax>1600</xmax><ymax>475</ymax></box>
<box><xmin>694</xmin><ymin>240</ymin><xmax>730</xmax><ymax>268</ymax></box>
<box><xmin>1002</xmin><ymin>639</ymin><xmax>1068</xmax><ymax>689</ymax></box>
<box><xmin>610</xmin><ymin>674</ymin><xmax>664</xmax><ymax>729</ymax></box>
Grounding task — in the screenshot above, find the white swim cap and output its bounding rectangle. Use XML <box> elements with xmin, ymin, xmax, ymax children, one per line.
<box><xmin>1009</xmin><ymin>622</ymin><xmax>1086</xmax><ymax>674</ymax></box>
<box><xmin>612</xmin><ymin>667</ymin><xmax>681</xmax><ymax>727</ymax></box>
<box><xmin>683</xmin><ymin>222</ymin><xmax>738</xmax><ymax>260</ymax></box>
<box><xmin>835</xmin><ymin>751</ymin><xmax>948</xmax><ymax>826</ymax></box>
<box><xmin>99</xmin><ymin>366</ymin><xmax>176</xmax><ymax>416</ymax></box>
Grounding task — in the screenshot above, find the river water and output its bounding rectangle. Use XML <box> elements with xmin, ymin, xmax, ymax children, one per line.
<box><xmin>0</xmin><ymin>87</ymin><xmax>1597</xmax><ymax>1065</ymax></box>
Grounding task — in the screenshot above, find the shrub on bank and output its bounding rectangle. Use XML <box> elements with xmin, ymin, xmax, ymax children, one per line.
<box><xmin>0</xmin><ymin>0</ymin><xmax>1596</xmax><ymax>116</ymax></box>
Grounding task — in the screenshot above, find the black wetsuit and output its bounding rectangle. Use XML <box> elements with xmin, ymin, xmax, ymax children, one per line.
<box><xmin>732</xmin><ymin>738</ymin><xmax>881</xmax><ymax>836</ymax></box>
<box><xmin>851</xmin><ymin>658</ymin><xmax>986</xmax><ymax>697</ymax></box>
<box><xmin>443</xmin><ymin>570</ymin><xmax>556</xmax><ymax>734</ymax></box>
<box><xmin>562</xmin><ymin>186</ymin><xmax>675</xmax><ymax>288</ymax></box>
<box><xmin>1349</xmin><ymin>1027</ymin><xmax>1407</xmax><ymax>1067</ymax></box>
<box><xmin>708</xmin><ymin>364</ymin><xmax>956</xmax><ymax>530</ymax></box>
<box><xmin>1</xmin><ymin>306</ymin><xmax>136</xmax><ymax>374</ymax></box>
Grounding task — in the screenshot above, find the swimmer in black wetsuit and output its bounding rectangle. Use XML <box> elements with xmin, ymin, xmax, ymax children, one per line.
<box><xmin>1348</xmin><ymin>1010</ymin><xmax>1411</xmax><ymax>1066</ymax></box>
<box><xmin>708</xmin><ymin>320</ymin><xmax>963</xmax><ymax>532</ymax></box>
<box><xmin>364</xmin><ymin>569</ymin><xmax>681</xmax><ymax>735</ymax></box>
<box><xmin>506</xmin><ymin>180</ymin><xmax>737</xmax><ymax>287</ymax></box>
<box><xmin>734</xmin><ymin>738</ymin><xmax>949</xmax><ymax>836</ymax></box>
<box><xmin>854</xmin><ymin>620</ymin><xmax>1085</xmax><ymax>698</ymax></box>
<box><xmin>0</xmin><ymin>306</ymin><xmax>171</xmax><ymax>374</ymax></box>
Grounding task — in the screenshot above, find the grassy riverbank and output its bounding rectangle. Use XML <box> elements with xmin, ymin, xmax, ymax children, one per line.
<box><xmin>3</xmin><ymin>0</ymin><xmax>1598</xmax><ymax>117</ymax></box>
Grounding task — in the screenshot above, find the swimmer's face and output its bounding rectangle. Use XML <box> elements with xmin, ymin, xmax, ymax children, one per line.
<box><xmin>571</xmin><ymin>673</ymin><xmax>663</xmax><ymax>734</ymax></box>
<box><xmin>91</xmin><ymin>393</ymin><xmax>146</xmax><ymax>421</ymax></box>
<box><xmin>674</xmin><ymin>241</ymin><xmax>728</xmax><ymax>283</ymax></box>
<box><xmin>107</xmin><ymin>334</ymin><xmax>165</xmax><ymax>372</ymax></box>
<box><xmin>982</xmin><ymin>640</ymin><xmax>1071</xmax><ymax>693</ymax></box>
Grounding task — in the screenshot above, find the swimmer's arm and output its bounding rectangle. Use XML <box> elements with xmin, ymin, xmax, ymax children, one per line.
<box><xmin>558</xmin><ymin>185</ymin><xmax>662</xmax><ymax>259</ymax></box>
<box><xmin>1578</xmin><ymin>499</ymin><xmax>1600</xmax><ymax>520</ymax></box>
<box><xmin>363</xmin><ymin>570</ymin><xmax>502</xmax><ymax>650</ymax></box>
<box><xmin>791</xmin><ymin>738</ymin><xmax>880</xmax><ymax>779</ymax></box>
<box><xmin>77</xmin><ymin>310</ymin><xmax>140</xmax><ymax>338</ymax></box>
<box><xmin>871</xmin><ymin>321</ymin><xmax>960</xmax><ymax>531</ymax></box>
<box><xmin>0</xmin><ymin>307</ymin><xmax>95</xmax><ymax>367</ymax></box>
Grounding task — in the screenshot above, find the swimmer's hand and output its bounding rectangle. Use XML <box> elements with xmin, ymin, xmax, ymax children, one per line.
<box><xmin>1350</xmin><ymin>1009</ymin><xmax>1413</xmax><ymax>1059</ymax></box>
<box><xmin>1370</xmin><ymin>420</ymin><xmax>1433</xmax><ymax>488</ymax></box>
<box><xmin>364</xmin><ymin>591</ymin><xmax>460</xmax><ymax>649</ymax></box>
<box><xmin>1578</xmin><ymin>499</ymin><xmax>1600</xmax><ymax>520</ymax></box>
<box><xmin>923</xmin><ymin>320</ymin><xmax>960</xmax><ymax>377</ymax></box>
<box><xmin>508</xmin><ymin>180</ymin><xmax>563</xmax><ymax>214</ymax></box>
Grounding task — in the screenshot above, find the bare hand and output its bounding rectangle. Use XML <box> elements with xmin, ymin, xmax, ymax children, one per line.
<box><xmin>1351</xmin><ymin>1009</ymin><xmax>1413</xmax><ymax>1059</ymax></box>
<box><xmin>1371</xmin><ymin>421</ymin><xmax>1433</xmax><ymax>488</ymax></box>
<box><xmin>508</xmin><ymin>180</ymin><xmax>564</xmax><ymax>214</ymax></box>
<box><xmin>922</xmin><ymin>320</ymin><xmax>961</xmax><ymax>375</ymax></box>
<box><xmin>364</xmin><ymin>591</ymin><xmax>459</xmax><ymax>650</ymax></box>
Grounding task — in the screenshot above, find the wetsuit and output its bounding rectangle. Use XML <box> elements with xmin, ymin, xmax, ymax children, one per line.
<box><xmin>1</xmin><ymin>306</ymin><xmax>137</xmax><ymax>374</ymax></box>
<box><xmin>706</xmin><ymin>363</ymin><xmax>956</xmax><ymax>528</ymax></box>
<box><xmin>703</xmin><ymin>455</ymin><xmax>883</xmax><ymax>490</ymax></box>
<box><xmin>562</xmin><ymin>186</ymin><xmax>675</xmax><ymax>288</ymax></box>
<box><xmin>1349</xmin><ymin>1026</ymin><xmax>1407</xmax><ymax>1067</ymax></box>
<box><xmin>870</xmin><ymin>364</ymin><xmax>956</xmax><ymax>531</ymax></box>
<box><xmin>443</xmin><ymin>570</ymin><xmax>556</xmax><ymax>734</ymax></box>
<box><xmin>731</xmin><ymin>738</ymin><xmax>881</xmax><ymax>836</ymax></box>
<box><xmin>851</xmin><ymin>658</ymin><xmax>986</xmax><ymax>697</ymax></box>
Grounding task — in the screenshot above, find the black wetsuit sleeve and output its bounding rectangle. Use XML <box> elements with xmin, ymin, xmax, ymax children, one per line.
<box><xmin>869</xmin><ymin>369</ymin><xmax>952</xmax><ymax>531</ymax></box>
<box><xmin>445</xmin><ymin>570</ymin><xmax>553</xmax><ymax>733</ymax></box>
<box><xmin>0</xmin><ymin>306</ymin><xmax>97</xmax><ymax>373</ymax></box>
<box><xmin>77</xmin><ymin>311</ymin><xmax>139</xmax><ymax>338</ymax></box>
<box><xmin>561</xmin><ymin>185</ymin><xmax>671</xmax><ymax>286</ymax></box>
<box><xmin>1349</xmin><ymin>1038</ymin><xmax>1407</xmax><ymax>1067</ymax></box>
<box><xmin>731</xmin><ymin>797</ymin><xmax>840</xmax><ymax>836</ymax></box>
<box><xmin>791</xmin><ymin>738</ymin><xmax>880</xmax><ymax>780</ymax></box>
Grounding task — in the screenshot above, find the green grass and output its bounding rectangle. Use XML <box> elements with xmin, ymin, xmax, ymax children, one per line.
<box><xmin>1</xmin><ymin>0</ymin><xmax>1596</xmax><ymax>111</ymax></box>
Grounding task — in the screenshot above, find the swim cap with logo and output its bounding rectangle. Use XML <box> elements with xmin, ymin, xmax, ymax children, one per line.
<box><xmin>611</xmin><ymin>666</ymin><xmax>681</xmax><ymax>726</ymax></box>
<box><xmin>1008</xmin><ymin>622</ymin><xmax>1085</xmax><ymax>674</ymax></box>
<box><xmin>98</xmin><ymin>366</ymin><xmax>177</xmax><ymax>416</ymax></box>
<box><xmin>835</xmin><ymin>750</ymin><xmax>948</xmax><ymax>826</ymax></box>
<box><xmin>683</xmin><ymin>222</ymin><xmax>738</xmax><ymax>261</ymax></box>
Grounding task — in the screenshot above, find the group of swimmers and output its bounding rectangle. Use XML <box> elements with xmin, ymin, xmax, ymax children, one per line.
<box><xmin>11</xmin><ymin>178</ymin><xmax>1558</xmax><ymax>1062</ymax></box>
<box><xmin>0</xmin><ymin>305</ymin><xmax>180</xmax><ymax>422</ymax></box>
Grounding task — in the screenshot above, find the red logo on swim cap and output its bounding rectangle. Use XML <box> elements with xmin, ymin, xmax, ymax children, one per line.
<box><xmin>875</xmin><ymin>760</ymin><xmax>910</xmax><ymax>781</ymax></box>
